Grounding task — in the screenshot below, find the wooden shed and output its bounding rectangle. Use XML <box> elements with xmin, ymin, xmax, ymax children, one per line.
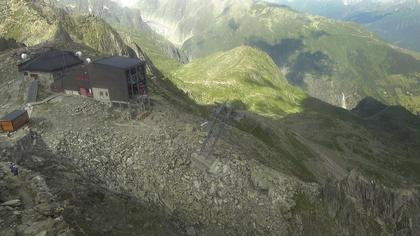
<box><xmin>0</xmin><ymin>110</ymin><xmax>30</xmax><ymax>133</ymax></box>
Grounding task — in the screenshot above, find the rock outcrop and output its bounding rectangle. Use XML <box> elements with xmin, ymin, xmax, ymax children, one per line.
<box><xmin>0</xmin><ymin>0</ymin><xmax>137</xmax><ymax>57</ymax></box>
<box><xmin>322</xmin><ymin>171</ymin><xmax>420</xmax><ymax>235</ymax></box>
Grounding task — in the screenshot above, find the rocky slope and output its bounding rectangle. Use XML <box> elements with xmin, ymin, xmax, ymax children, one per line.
<box><xmin>0</xmin><ymin>131</ymin><xmax>182</xmax><ymax>235</ymax></box>
<box><xmin>2</xmin><ymin>83</ymin><xmax>417</xmax><ymax>235</ymax></box>
<box><xmin>0</xmin><ymin>0</ymin><xmax>135</xmax><ymax>56</ymax></box>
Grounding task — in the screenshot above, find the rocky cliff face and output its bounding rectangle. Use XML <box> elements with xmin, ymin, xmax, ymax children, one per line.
<box><xmin>322</xmin><ymin>171</ymin><xmax>420</xmax><ymax>235</ymax></box>
<box><xmin>52</xmin><ymin>0</ymin><xmax>151</xmax><ymax>32</ymax></box>
<box><xmin>51</xmin><ymin>0</ymin><xmax>188</xmax><ymax>69</ymax></box>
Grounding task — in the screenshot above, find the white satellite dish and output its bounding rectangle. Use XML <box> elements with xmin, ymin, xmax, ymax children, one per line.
<box><xmin>86</xmin><ymin>58</ymin><xmax>92</xmax><ymax>63</ymax></box>
<box><xmin>21</xmin><ymin>53</ymin><xmax>28</xmax><ymax>60</ymax></box>
<box><xmin>75</xmin><ymin>51</ymin><xmax>83</xmax><ymax>58</ymax></box>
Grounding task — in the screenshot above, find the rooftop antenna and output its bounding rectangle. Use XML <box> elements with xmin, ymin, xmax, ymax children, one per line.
<box><xmin>75</xmin><ymin>51</ymin><xmax>83</xmax><ymax>58</ymax></box>
<box><xmin>20</xmin><ymin>53</ymin><xmax>28</xmax><ymax>60</ymax></box>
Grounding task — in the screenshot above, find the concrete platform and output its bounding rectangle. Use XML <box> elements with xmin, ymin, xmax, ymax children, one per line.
<box><xmin>191</xmin><ymin>153</ymin><xmax>216</xmax><ymax>172</ymax></box>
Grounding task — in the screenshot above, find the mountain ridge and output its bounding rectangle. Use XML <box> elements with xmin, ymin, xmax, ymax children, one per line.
<box><xmin>171</xmin><ymin>46</ymin><xmax>306</xmax><ymax>117</ymax></box>
<box><xmin>271</xmin><ymin>0</ymin><xmax>420</xmax><ymax>52</ymax></box>
<box><xmin>137</xmin><ymin>0</ymin><xmax>420</xmax><ymax>113</ymax></box>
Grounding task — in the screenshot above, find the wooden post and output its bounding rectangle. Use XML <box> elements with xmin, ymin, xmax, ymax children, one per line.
<box><xmin>136</xmin><ymin>66</ymin><xmax>141</xmax><ymax>96</ymax></box>
<box><xmin>128</xmin><ymin>103</ymin><xmax>131</xmax><ymax>120</ymax></box>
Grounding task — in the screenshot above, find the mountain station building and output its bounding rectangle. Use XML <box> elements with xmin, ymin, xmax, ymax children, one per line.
<box><xmin>88</xmin><ymin>56</ymin><xmax>147</xmax><ymax>104</ymax></box>
<box><xmin>19</xmin><ymin>48</ymin><xmax>147</xmax><ymax>106</ymax></box>
<box><xmin>53</xmin><ymin>56</ymin><xmax>147</xmax><ymax>105</ymax></box>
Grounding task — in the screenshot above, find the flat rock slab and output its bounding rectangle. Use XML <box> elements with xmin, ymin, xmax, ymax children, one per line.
<box><xmin>1</xmin><ymin>199</ymin><xmax>21</xmax><ymax>207</ymax></box>
<box><xmin>191</xmin><ymin>153</ymin><xmax>216</xmax><ymax>172</ymax></box>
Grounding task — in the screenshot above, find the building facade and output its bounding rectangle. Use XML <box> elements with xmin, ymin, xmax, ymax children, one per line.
<box><xmin>89</xmin><ymin>56</ymin><xmax>147</xmax><ymax>104</ymax></box>
<box><xmin>56</xmin><ymin>56</ymin><xmax>147</xmax><ymax>105</ymax></box>
<box><xmin>18</xmin><ymin>49</ymin><xmax>147</xmax><ymax>106</ymax></box>
<box><xmin>18</xmin><ymin>49</ymin><xmax>84</xmax><ymax>92</ymax></box>
<box><xmin>0</xmin><ymin>110</ymin><xmax>30</xmax><ymax>133</ymax></box>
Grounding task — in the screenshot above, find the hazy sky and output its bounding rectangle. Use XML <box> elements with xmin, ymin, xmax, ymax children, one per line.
<box><xmin>113</xmin><ymin>0</ymin><xmax>138</xmax><ymax>7</ymax></box>
<box><xmin>111</xmin><ymin>0</ymin><xmax>397</xmax><ymax>8</ymax></box>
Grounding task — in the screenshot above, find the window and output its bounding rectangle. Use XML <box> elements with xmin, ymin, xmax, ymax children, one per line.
<box><xmin>100</xmin><ymin>91</ymin><xmax>103</xmax><ymax>97</ymax></box>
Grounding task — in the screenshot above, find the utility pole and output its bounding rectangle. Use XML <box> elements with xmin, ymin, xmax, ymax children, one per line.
<box><xmin>199</xmin><ymin>103</ymin><xmax>232</xmax><ymax>158</ymax></box>
<box><xmin>192</xmin><ymin>103</ymin><xmax>233</xmax><ymax>171</ymax></box>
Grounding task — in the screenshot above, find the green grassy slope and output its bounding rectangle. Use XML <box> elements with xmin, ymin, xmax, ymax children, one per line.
<box><xmin>181</xmin><ymin>2</ymin><xmax>420</xmax><ymax>112</ymax></box>
<box><xmin>171</xmin><ymin>46</ymin><xmax>306</xmax><ymax>117</ymax></box>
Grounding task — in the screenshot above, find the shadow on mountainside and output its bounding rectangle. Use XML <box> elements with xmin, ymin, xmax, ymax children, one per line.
<box><xmin>142</xmin><ymin>49</ymin><xmax>420</xmax><ymax>187</ymax></box>
<box><xmin>247</xmin><ymin>38</ymin><xmax>334</xmax><ymax>86</ymax></box>
<box><xmin>158</xmin><ymin>84</ymin><xmax>420</xmax><ymax>235</ymax></box>
<box><xmin>234</xmin><ymin>96</ymin><xmax>420</xmax><ymax>186</ymax></box>
<box><xmin>1</xmin><ymin>134</ymin><xmax>184</xmax><ymax>236</ymax></box>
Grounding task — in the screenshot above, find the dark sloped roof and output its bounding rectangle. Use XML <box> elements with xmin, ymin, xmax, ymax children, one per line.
<box><xmin>0</xmin><ymin>109</ymin><xmax>27</xmax><ymax>121</ymax></box>
<box><xmin>18</xmin><ymin>49</ymin><xmax>83</xmax><ymax>72</ymax></box>
<box><xmin>94</xmin><ymin>56</ymin><xmax>144</xmax><ymax>69</ymax></box>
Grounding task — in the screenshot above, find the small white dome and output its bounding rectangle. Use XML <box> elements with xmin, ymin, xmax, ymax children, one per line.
<box><xmin>86</xmin><ymin>58</ymin><xmax>92</xmax><ymax>63</ymax></box>
<box><xmin>21</xmin><ymin>53</ymin><xmax>28</xmax><ymax>60</ymax></box>
<box><xmin>75</xmin><ymin>51</ymin><xmax>83</xmax><ymax>57</ymax></box>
